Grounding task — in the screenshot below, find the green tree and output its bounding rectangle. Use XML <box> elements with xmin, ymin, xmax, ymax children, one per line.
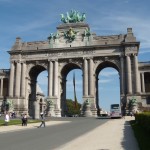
<box><xmin>65</xmin><ymin>99</ymin><xmax>81</xmax><ymax>116</ymax></box>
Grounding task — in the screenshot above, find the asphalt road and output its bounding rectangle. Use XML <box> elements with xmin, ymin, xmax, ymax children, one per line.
<box><xmin>0</xmin><ymin>117</ymin><xmax>108</xmax><ymax>150</ymax></box>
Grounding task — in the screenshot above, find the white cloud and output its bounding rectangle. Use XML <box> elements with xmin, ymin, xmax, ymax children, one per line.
<box><xmin>100</xmin><ymin>71</ymin><xmax>118</xmax><ymax>77</ymax></box>
<box><xmin>37</xmin><ymin>73</ymin><xmax>48</xmax><ymax>86</ymax></box>
<box><xmin>13</xmin><ymin>18</ymin><xmax>55</xmax><ymax>34</ymax></box>
<box><xmin>99</xmin><ymin>79</ymin><xmax>111</xmax><ymax>84</ymax></box>
<box><xmin>139</xmin><ymin>48</ymin><xmax>150</xmax><ymax>54</ymax></box>
<box><xmin>89</xmin><ymin>9</ymin><xmax>150</xmax><ymax>50</ymax></box>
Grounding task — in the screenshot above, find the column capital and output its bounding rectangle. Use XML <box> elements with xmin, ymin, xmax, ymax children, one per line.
<box><xmin>52</xmin><ymin>59</ymin><xmax>58</xmax><ymax>62</ymax></box>
<box><xmin>88</xmin><ymin>57</ymin><xmax>93</xmax><ymax>60</ymax></box>
<box><xmin>14</xmin><ymin>60</ymin><xmax>21</xmax><ymax>63</ymax></box>
<box><xmin>83</xmin><ymin>57</ymin><xmax>93</xmax><ymax>60</ymax></box>
<box><xmin>119</xmin><ymin>55</ymin><xmax>125</xmax><ymax>58</ymax></box>
<box><xmin>48</xmin><ymin>59</ymin><xmax>58</xmax><ymax>62</ymax></box>
<box><xmin>10</xmin><ymin>60</ymin><xmax>15</xmax><ymax>64</ymax></box>
<box><xmin>133</xmin><ymin>53</ymin><xmax>138</xmax><ymax>56</ymax></box>
<box><xmin>83</xmin><ymin>57</ymin><xmax>87</xmax><ymax>60</ymax></box>
<box><xmin>48</xmin><ymin>59</ymin><xmax>52</xmax><ymax>62</ymax></box>
<box><xmin>125</xmin><ymin>54</ymin><xmax>131</xmax><ymax>57</ymax></box>
<box><xmin>21</xmin><ymin>60</ymin><xmax>26</xmax><ymax>64</ymax></box>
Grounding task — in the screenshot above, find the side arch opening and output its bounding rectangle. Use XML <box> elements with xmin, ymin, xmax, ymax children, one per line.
<box><xmin>95</xmin><ymin>61</ymin><xmax>120</xmax><ymax>116</ymax></box>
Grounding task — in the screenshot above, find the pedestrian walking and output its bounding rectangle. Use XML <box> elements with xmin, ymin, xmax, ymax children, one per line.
<box><xmin>21</xmin><ymin>114</ymin><xmax>28</xmax><ymax>126</ymax></box>
<box><xmin>38</xmin><ymin>112</ymin><xmax>46</xmax><ymax>128</ymax></box>
<box><xmin>21</xmin><ymin>114</ymin><xmax>25</xmax><ymax>126</ymax></box>
<box><xmin>4</xmin><ymin>112</ymin><xmax>10</xmax><ymax>126</ymax></box>
<box><xmin>23</xmin><ymin>114</ymin><xmax>28</xmax><ymax>126</ymax></box>
<box><xmin>11</xmin><ymin>112</ymin><xmax>16</xmax><ymax>118</ymax></box>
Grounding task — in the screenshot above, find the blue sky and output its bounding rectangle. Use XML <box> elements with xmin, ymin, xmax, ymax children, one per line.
<box><xmin>0</xmin><ymin>0</ymin><xmax>150</xmax><ymax>111</ymax></box>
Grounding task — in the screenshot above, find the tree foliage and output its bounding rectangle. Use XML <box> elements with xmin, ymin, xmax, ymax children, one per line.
<box><xmin>65</xmin><ymin>99</ymin><xmax>81</xmax><ymax>116</ymax></box>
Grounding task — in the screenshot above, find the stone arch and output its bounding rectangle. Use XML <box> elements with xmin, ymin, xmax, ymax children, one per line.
<box><xmin>7</xmin><ymin>20</ymin><xmax>143</xmax><ymax>117</ymax></box>
<box><xmin>95</xmin><ymin>60</ymin><xmax>120</xmax><ymax>115</ymax></box>
<box><xmin>29</xmin><ymin>65</ymin><xmax>46</xmax><ymax>80</ymax></box>
<box><xmin>96</xmin><ymin>60</ymin><xmax>119</xmax><ymax>74</ymax></box>
<box><xmin>27</xmin><ymin>64</ymin><xmax>47</xmax><ymax>118</ymax></box>
<box><xmin>60</xmin><ymin>62</ymin><xmax>82</xmax><ymax>116</ymax></box>
<box><xmin>61</xmin><ymin>62</ymin><xmax>81</xmax><ymax>77</ymax></box>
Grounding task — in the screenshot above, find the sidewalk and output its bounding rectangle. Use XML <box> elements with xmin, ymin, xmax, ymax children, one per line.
<box><xmin>55</xmin><ymin>116</ymin><xmax>139</xmax><ymax>150</ymax></box>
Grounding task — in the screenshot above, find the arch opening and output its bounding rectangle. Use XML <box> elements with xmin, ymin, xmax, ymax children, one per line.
<box><xmin>28</xmin><ymin>65</ymin><xmax>47</xmax><ymax>118</ymax></box>
<box><xmin>95</xmin><ymin>61</ymin><xmax>120</xmax><ymax>116</ymax></box>
<box><xmin>61</xmin><ymin>63</ymin><xmax>82</xmax><ymax>117</ymax></box>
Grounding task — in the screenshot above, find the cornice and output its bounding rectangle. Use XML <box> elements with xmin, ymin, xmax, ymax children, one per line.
<box><xmin>8</xmin><ymin>44</ymin><xmax>125</xmax><ymax>54</ymax></box>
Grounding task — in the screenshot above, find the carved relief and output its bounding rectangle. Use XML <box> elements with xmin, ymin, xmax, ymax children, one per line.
<box><xmin>40</xmin><ymin>62</ymin><xmax>48</xmax><ymax>70</ymax></box>
<box><xmin>93</xmin><ymin>35</ymin><xmax>120</xmax><ymax>40</ymax></box>
<box><xmin>125</xmin><ymin>46</ymin><xmax>138</xmax><ymax>55</ymax></box>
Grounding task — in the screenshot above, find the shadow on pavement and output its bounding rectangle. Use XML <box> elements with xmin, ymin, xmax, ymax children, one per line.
<box><xmin>121</xmin><ymin>119</ymin><xmax>139</xmax><ymax>150</ymax></box>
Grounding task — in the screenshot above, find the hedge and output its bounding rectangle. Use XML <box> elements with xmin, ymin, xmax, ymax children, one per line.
<box><xmin>135</xmin><ymin>112</ymin><xmax>150</xmax><ymax>133</ymax></box>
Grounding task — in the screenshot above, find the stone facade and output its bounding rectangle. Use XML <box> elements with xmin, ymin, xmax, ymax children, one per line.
<box><xmin>0</xmin><ymin>22</ymin><xmax>150</xmax><ymax>117</ymax></box>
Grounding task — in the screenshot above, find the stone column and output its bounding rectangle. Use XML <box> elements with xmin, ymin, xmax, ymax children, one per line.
<box><xmin>83</xmin><ymin>58</ymin><xmax>88</xmax><ymax>96</ymax></box>
<box><xmin>53</xmin><ymin>60</ymin><xmax>61</xmax><ymax>116</ymax></box>
<box><xmin>48</xmin><ymin>61</ymin><xmax>53</xmax><ymax>97</ymax></box>
<box><xmin>15</xmin><ymin>61</ymin><xmax>21</xmax><ymax>97</ymax></box>
<box><xmin>126</xmin><ymin>55</ymin><xmax>132</xmax><ymax>94</ymax></box>
<box><xmin>21</xmin><ymin>62</ymin><xmax>26</xmax><ymax>97</ymax></box>
<box><xmin>133</xmin><ymin>54</ymin><xmax>141</xmax><ymax>93</ymax></box>
<box><xmin>120</xmin><ymin>56</ymin><xmax>125</xmax><ymax>95</ymax></box>
<box><xmin>89</xmin><ymin>58</ymin><xmax>94</xmax><ymax>96</ymax></box>
<box><xmin>34</xmin><ymin>99</ymin><xmax>40</xmax><ymax>119</ymax></box>
<box><xmin>141</xmin><ymin>72</ymin><xmax>145</xmax><ymax>93</ymax></box>
<box><xmin>96</xmin><ymin>76</ymin><xmax>99</xmax><ymax>111</ymax></box>
<box><xmin>54</xmin><ymin>60</ymin><xmax>58</xmax><ymax>96</ymax></box>
<box><xmin>0</xmin><ymin>78</ymin><xmax>3</xmax><ymax>96</ymax></box>
<box><xmin>9</xmin><ymin>61</ymin><xmax>15</xmax><ymax>97</ymax></box>
<box><xmin>64</xmin><ymin>78</ymin><xmax>67</xmax><ymax>113</ymax></box>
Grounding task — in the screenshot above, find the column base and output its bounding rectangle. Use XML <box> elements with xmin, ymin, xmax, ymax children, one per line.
<box><xmin>46</xmin><ymin>97</ymin><xmax>61</xmax><ymax>117</ymax></box>
<box><xmin>54</xmin><ymin>109</ymin><xmax>61</xmax><ymax>117</ymax></box>
<box><xmin>47</xmin><ymin>105</ymin><xmax>55</xmax><ymax>117</ymax></box>
<box><xmin>83</xmin><ymin>104</ymin><xmax>92</xmax><ymax>117</ymax></box>
<box><xmin>82</xmin><ymin>96</ymin><xmax>97</xmax><ymax>117</ymax></box>
<box><xmin>7</xmin><ymin>97</ymin><xmax>28</xmax><ymax>117</ymax></box>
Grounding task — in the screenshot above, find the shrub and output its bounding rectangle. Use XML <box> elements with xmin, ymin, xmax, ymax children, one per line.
<box><xmin>135</xmin><ymin>112</ymin><xmax>150</xmax><ymax>133</ymax></box>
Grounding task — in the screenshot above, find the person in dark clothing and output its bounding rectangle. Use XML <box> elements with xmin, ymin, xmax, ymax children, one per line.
<box><xmin>23</xmin><ymin>114</ymin><xmax>28</xmax><ymax>126</ymax></box>
<box><xmin>38</xmin><ymin>112</ymin><xmax>46</xmax><ymax>128</ymax></box>
<box><xmin>22</xmin><ymin>114</ymin><xmax>28</xmax><ymax>126</ymax></box>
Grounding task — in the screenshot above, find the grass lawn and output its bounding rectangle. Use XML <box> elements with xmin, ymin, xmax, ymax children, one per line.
<box><xmin>130</xmin><ymin>120</ymin><xmax>150</xmax><ymax>150</ymax></box>
<box><xmin>0</xmin><ymin>119</ymin><xmax>40</xmax><ymax>126</ymax></box>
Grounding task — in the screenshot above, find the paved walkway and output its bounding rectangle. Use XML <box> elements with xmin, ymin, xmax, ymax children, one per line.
<box><xmin>55</xmin><ymin>116</ymin><xmax>139</xmax><ymax>150</ymax></box>
<box><xmin>0</xmin><ymin>117</ymin><xmax>139</xmax><ymax>150</ymax></box>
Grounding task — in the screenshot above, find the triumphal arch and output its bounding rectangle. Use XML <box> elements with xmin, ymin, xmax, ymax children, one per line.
<box><xmin>5</xmin><ymin>10</ymin><xmax>150</xmax><ymax>118</ymax></box>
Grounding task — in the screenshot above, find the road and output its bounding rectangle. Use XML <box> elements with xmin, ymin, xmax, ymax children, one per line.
<box><xmin>0</xmin><ymin>117</ymin><xmax>108</xmax><ymax>150</ymax></box>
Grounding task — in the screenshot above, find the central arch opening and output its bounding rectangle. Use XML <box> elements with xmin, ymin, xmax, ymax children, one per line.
<box><xmin>61</xmin><ymin>63</ymin><xmax>82</xmax><ymax>117</ymax></box>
